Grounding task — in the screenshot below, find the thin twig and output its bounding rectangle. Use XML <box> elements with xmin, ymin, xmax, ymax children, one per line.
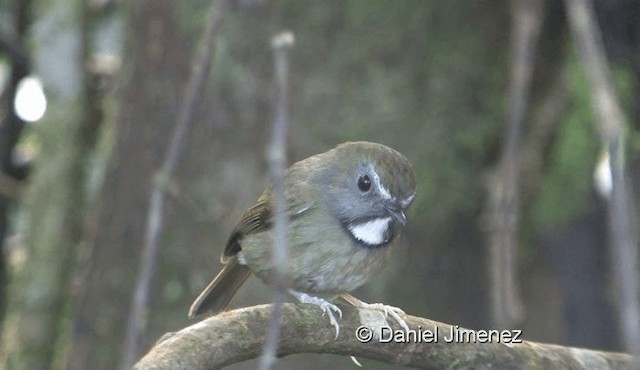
<box><xmin>519</xmin><ymin>71</ymin><xmax>569</xmax><ymax>200</ymax></box>
<box><xmin>122</xmin><ymin>0</ymin><xmax>229</xmax><ymax>367</ymax></box>
<box><xmin>259</xmin><ymin>31</ymin><xmax>295</xmax><ymax>370</ymax></box>
<box><xmin>488</xmin><ymin>0</ymin><xmax>543</xmax><ymax>329</ymax></box>
<box><xmin>564</xmin><ymin>0</ymin><xmax>640</xmax><ymax>361</ymax></box>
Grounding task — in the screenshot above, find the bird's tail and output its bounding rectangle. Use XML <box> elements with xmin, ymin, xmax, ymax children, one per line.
<box><xmin>188</xmin><ymin>258</ymin><xmax>252</xmax><ymax>318</ymax></box>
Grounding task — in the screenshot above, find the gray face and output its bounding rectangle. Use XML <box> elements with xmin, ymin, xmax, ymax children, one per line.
<box><xmin>324</xmin><ymin>161</ymin><xmax>415</xmax><ymax>248</ymax></box>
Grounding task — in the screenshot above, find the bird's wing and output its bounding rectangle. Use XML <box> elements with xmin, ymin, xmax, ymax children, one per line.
<box><xmin>221</xmin><ymin>186</ymin><xmax>314</xmax><ymax>262</ymax></box>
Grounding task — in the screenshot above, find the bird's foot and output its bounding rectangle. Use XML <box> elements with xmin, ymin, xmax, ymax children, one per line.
<box><xmin>362</xmin><ymin>302</ymin><xmax>410</xmax><ymax>332</ymax></box>
<box><xmin>340</xmin><ymin>293</ymin><xmax>410</xmax><ymax>332</ymax></box>
<box><xmin>289</xmin><ymin>290</ymin><xmax>342</xmax><ymax>338</ymax></box>
<box><xmin>236</xmin><ymin>251</ymin><xmax>247</xmax><ymax>265</ymax></box>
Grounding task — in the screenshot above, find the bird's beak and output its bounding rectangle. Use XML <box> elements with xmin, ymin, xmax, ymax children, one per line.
<box><xmin>386</xmin><ymin>205</ymin><xmax>407</xmax><ymax>226</ymax></box>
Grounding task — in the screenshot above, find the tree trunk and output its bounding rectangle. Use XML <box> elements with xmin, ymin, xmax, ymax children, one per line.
<box><xmin>69</xmin><ymin>1</ymin><xmax>192</xmax><ymax>369</ymax></box>
<box><xmin>0</xmin><ymin>0</ymin><xmax>87</xmax><ymax>368</ymax></box>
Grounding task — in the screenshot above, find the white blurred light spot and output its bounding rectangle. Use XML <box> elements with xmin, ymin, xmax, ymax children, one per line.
<box><xmin>14</xmin><ymin>76</ymin><xmax>47</xmax><ymax>122</ymax></box>
<box><xmin>594</xmin><ymin>153</ymin><xmax>612</xmax><ymax>199</ymax></box>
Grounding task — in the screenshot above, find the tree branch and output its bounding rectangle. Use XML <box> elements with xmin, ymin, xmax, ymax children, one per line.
<box><xmin>135</xmin><ymin>303</ymin><xmax>635</xmax><ymax>369</ymax></box>
<box><xmin>565</xmin><ymin>0</ymin><xmax>640</xmax><ymax>359</ymax></box>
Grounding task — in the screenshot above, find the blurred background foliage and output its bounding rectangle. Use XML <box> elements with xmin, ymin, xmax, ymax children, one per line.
<box><xmin>0</xmin><ymin>0</ymin><xmax>638</xmax><ymax>369</ymax></box>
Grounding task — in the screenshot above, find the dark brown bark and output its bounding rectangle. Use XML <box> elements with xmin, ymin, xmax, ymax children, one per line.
<box><xmin>69</xmin><ymin>1</ymin><xmax>193</xmax><ymax>369</ymax></box>
<box><xmin>123</xmin><ymin>0</ymin><xmax>228</xmax><ymax>366</ymax></box>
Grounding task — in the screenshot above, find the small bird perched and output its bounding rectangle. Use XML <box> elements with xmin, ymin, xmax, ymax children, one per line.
<box><xmin>189</xmin><ymin>141</ymin><xmax>416</xmax><ymax>335</ymax></box>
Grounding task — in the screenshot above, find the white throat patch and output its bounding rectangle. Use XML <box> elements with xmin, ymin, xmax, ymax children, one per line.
<box><xmin>348</xmin><ymin>217</ymin><xmax>392</xmax><ymax>246</ymax></box>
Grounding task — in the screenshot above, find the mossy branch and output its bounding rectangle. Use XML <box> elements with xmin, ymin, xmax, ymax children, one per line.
<box><xmin>134</xmin><ymin>303</ymin><xmax>634</xmax><ymax>369</ymax></box>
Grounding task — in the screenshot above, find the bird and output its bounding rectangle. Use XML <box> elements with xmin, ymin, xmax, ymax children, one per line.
<box><xmin>188</xmin><ymin>141</ymin><xmax>417</xmax><ymax>336</ymax></box>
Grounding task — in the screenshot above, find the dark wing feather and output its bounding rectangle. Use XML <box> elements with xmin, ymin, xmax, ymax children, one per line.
<box><xmin>190</xmin><ymin>171</ymin><xmax>314</xmax><ymax>317</ymax></box>
<box><xmin>221</xmin><ymin>183</ymin><xmax>314</xmax><ymax>262</ymax></box>
<box><xmin>222</xmin><ymin>192</ymin><xmax>273</xmax><ymax>262</ymax></box>
<box><xmin>189</xmin><ymin>193</ymin><xmax>274</xmax><ymax>317</ymax></box>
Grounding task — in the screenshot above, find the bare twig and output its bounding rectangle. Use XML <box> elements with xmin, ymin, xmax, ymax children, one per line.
<box><xmin>122</xmin><ymin>0</ymin><xmax>229</xmax><ymax>367</ymax></box>
<box><xmin>487</xmin><ymin>0</ymin><xmax>543</xmax><ymax>329</ymax></box>
<box><xmin>519</xmin><ymin>71</ymin><xmax>569</xmax><ymax>200</ymax></box>
<box><xmin>259</xmin><ymin>31</ymin><xmax>295</xmax><ymax>370</ymax></box>
<box><xmin>564</xmin><ymin>0</ymin><xmax>640</xmax><ymax>361</ymax></box>
<box><xmin>134</xmin><ymin>303</ymin><xmax>636</xmax><ymax>369</ymax></box>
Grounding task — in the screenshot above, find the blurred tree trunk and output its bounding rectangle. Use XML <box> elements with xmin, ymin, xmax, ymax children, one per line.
<box><xmin>486</xmin><ymin>0</ymin><xmax>543</xmax><ymax>330</ymax></box>
<box><xmin>69</xmin><ymin>1</ymin><xmax>193</xmax><ymax>369</ymax></box>
<box><xmin>0</xmin><ymin>0</ymin><xmax>32</xmax><ymax>328</ymax></box>
<box><xmin>565</xmin><ymin>0</ymin><xmax>640</xmax><ymax>356</ymax></box>
<box><xmin>0</xmin><ymin>0</ymin><xmax>88</xmax><ymax>368</ymax></box>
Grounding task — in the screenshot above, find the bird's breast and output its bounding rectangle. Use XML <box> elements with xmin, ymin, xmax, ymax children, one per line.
<box><xmin>239</xmin><ymin>215</ymin><xmax>395</xmax><ymax>294</ymax></box>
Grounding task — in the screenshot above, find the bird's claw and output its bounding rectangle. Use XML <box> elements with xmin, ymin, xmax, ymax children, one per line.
<box><xmin>290</xmin><ymin>290</ymin><xmax>342</xmax><ymax>338</ymax></box>
<box><xmin>359</xmin><ymin>302</ymin><xmax>410</xmax><ymax>333</ymax></box>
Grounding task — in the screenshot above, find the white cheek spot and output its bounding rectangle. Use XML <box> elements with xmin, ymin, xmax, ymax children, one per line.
<box><xmin>348</xmin><ymin>217</ymin><xmax>391</xmax><ymax>246</ymax></box>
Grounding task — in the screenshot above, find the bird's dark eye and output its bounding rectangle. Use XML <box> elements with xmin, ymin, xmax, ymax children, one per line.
<box><xmin>357</xmin><ymin>174</ymin><xmax>371</xmax><ymax>192</ymax></box>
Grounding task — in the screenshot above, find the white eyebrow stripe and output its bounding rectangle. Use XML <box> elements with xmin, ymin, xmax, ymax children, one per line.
<box><xmin>370</xmin><ymin>167</ymin><xmax>392</xmax><ymax>200</ymax></box>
